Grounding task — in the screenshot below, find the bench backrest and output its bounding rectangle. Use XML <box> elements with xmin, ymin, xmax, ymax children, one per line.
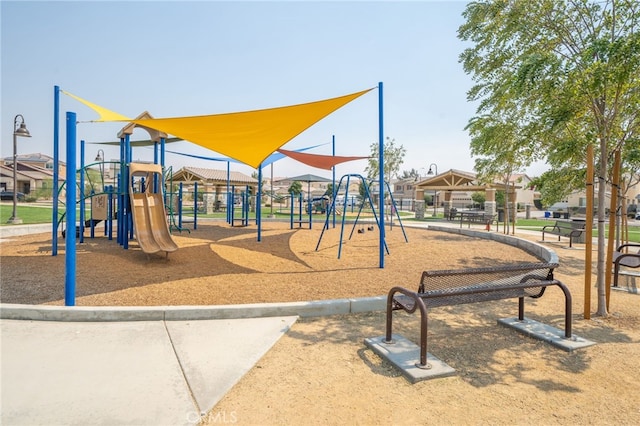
<box><xmin>418</xmin><ymin>263</ymin><xmax>558</xmax><ymax>307</ymax></box>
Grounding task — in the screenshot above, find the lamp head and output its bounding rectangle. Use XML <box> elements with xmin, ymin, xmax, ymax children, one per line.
<box><xmin>14</xmin><ymin>122</ymin><xmax>31</xmax><ymax>138</ymax></box>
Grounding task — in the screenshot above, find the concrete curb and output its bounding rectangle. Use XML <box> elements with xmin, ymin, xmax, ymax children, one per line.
<box><xmin>1</xmin><ymin>225</ymin><xmax>555</xmax><ymax>323</ymax></box>
<box><xmin>427</xmin><ymin>224</ymin><xmax>559</xmax><ymax>264</ymax></box>
<box><xmin>0</xmin><ymin>297</ymin><xmax>388</xmax><ymax>322</ymax></box>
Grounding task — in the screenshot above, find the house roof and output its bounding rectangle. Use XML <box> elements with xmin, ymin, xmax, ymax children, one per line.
<box><xmin>0</xmin><ymin>164</ymin><xmax>54</xmax><ymax>180</ymax></box>
<box><xmin>17</xmin><ymin>163</ymin><xmax>54</xmax><ymax>176</ymax></box>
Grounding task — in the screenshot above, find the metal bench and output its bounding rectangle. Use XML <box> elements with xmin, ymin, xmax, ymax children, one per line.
<box><xmin>541</xmin><ymin>220</ymin><xmax>586</xmax><ymax>248</ymax></box>
<box><xmin>613</xmin><ymin>243</ymin><xmax>640</xmax><ymax>288</ymax></box>
<box><xmin>457</xmin><ymin>211</ymin><xmax>497</xmax><ymax>229</ymax></box>
<box><xmin>385</xmin><ymin>263</ymin><xmax>572</xmax><ymax>369</ymax></box>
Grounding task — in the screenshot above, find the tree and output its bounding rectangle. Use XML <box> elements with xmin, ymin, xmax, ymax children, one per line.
<box><xmin>324</xmin><ymin>183</ymin><xmax>335</xmax><ymax>198</ymax></box>
<box><xmin>365</xmin><ymin>137</ymin><xmax>406</xmax><ymax>181</ymax></box>
<box><xmin>459</xmin><ymin>0</ymin><xmax>640</xmax><ymax>317</ymax></box>
<box><xmin>466</xmin><ymin>115</ymin><xmax>533</xmax><ymax>234</ymax></box>
<box><xmin>401</xmin><ymin>168</ymin><xmax>421</xmax><ymax>180</ymax></box>
<box><xmin>471</xmin><ymin>192</ymin><xmax>486</xmax><ymax>208</ymax></box>
<box><xmin>288</xmin><ymin>181</ymin><xmax>302</xmax><ymax>195</ymax></box>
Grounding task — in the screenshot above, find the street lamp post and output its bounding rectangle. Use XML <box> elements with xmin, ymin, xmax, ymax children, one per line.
<box><xmin>427</xmin><ymin>163</ymin><xmax>438</xmax><ymax>217</ymax></box>
<box><xmin>7</xmin><ymin>114</ymin><xmax>31</xmax><ymax>224</ymax></box>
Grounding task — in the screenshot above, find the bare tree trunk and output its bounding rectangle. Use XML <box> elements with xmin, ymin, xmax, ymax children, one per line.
<box><xmin>595</xmin><ymin>138</ymin><xmax>609</xmax><ymax>317</ymax></box>
<box><xmin>503</xmin><ymin>181</ymin><xmax>510</xmax><ymax>235</ymax></box>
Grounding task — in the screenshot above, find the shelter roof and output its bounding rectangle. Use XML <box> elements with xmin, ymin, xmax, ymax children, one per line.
<box><xmin>280</xmin><ymin>173</ymin><xmax>333</xmax><ymax>183</ymax></box>
<box><xmin>171</xmin><ymin>167</ymin><xmax>257</xmax><ymax>185</ymax></box>
<box><xmin>415</xmin><ymin>169</ymin><xmax>503</xmax><ymax>191</ymax></box>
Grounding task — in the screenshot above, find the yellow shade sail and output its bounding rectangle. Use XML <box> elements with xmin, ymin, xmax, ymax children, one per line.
<box><xmin>61</xmin><ymin>90</ymin><xmax>132</xmax><ymax>122</ymax></box>
<box><xmin>131</xmin><ymin>88</ymin><xmax>374</xmax><ymax>168</ymax></box>
<box><xmin>63</xmin><ymin>87</ymin><xmax>374</xmax><ymax>169</ymax></box>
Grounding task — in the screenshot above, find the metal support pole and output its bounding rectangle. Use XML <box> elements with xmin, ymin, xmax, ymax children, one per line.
<box><xmin>378</xmin><ymin>81</ymin><xmax>385</xmax><ymax>268</ymax></box>
<box><xmin>52</xmin><ymin>86</ymin><xmax>60</xmax><ymax>255</ymax></box>
<box><xmin>65</xmin><ymin>112</ymin><xmax>77</xmax><ymax>306</ymax></box>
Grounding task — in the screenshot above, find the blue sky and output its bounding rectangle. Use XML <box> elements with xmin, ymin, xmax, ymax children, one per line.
<box><xmin>1</xmin><ymin>0</ymin><xmax>548</xmax><ymax>180</ymax></box>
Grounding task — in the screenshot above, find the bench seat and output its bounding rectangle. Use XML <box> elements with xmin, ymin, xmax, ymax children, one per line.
<box><xmin>542</xmin><ymin>220</ymin><xmax>586</xmax><ymax>248</ymax></box>
<box><xmin>613</xmin><ymin>243</ymin><xmax>640</xmax><ymax>288</ymax></box>
<box><xmin>385</xmin><ymin>263</ymin><xmax>572</xmax><ymax>369</ymax></box>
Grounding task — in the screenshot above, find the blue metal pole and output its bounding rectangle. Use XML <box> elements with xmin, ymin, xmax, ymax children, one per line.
<box><xmin>178</xmin><ymin>182</ymin><xmax>183</xmax><ymax>229</ymax></box>
<box><xmin>193</xmin><ymin>181</ymin><xmax>198</xmax><ymax>230</ymax></box>
<box><xmin>378</xmin><ymin>81</ymin><xmax>385</xmax><ymax>269</ymax></box>
<box><xmin>52</xmin><ymin>85</ymin><xmax>60</xmax><ymax>256</ymax></box>
<box><xmin>156</xmin><ymin>138</ymin><xmax>166</xmax><ymax>194</ymax></box>
<box><xmin>79</xmin><ymin>140</ymin><xmax>85</xmax><ymax>244</ymax></box>
<box><xmin>124</xmin><ymin>134</ymin><xmax>131</xmax><ymax>247</ymax></box>
<box><xmin>290</xmin><ymin>192</ymin><xmax>294</xmax><ymax>229</ymax></box>
<box><xmin>231</xmin><ymin>185</ymin><xmax>235</xmax><ymax>225</ymax></box>
<box><xmin>332</xmin><ymin>135</ymin><xmax>336</xmax><ymax>228</ymax></box>
<box><xmin>257</xmin><ymin>165</ymin><xmax>262</xmax><ymax>241</ymax></box>
<box><xmin>90</xmin><ymin>192</ymin><xmax>95</xmax><ymax>239</ymax></box>
<box><xmin>154</xmin><ymin>141</ymin><xmax>159</xmax><ymax>193</ymax></box>
<box><xmin>337</xmin><ymin>175</ymin><xmax>350</xmax><ymax>259</ymax></box>
<box><xmin>161</xmin><ymin>137</ymin><xmax>165</xmax><ymax>168</ymax></box>
<box><xmin>65</xmin><ymin>112</ymin><xmax>77</xmax><ymax>306</ymax></box>
<box><xmin>307</xmin><ymin>182</ymin><xmax>312</xmax><ymax>230</ymax></box>
<box><xmin>298</xmin><ymin>193</ymin><xmax>303</xmax><ymax>224</ymax></box>
<box><xmin>107</xmin><ymin>185</ymin><xmax>113</xmax><ymax>240</ymax></box>
<box><xmin>244</xmin><ymin>186</ymin><xmax>250</xmax><ymax>225</ymax></box>
<box><xmin>226</xmin><ymin>161</ymin><xmax>231</xmax><ymax>224</ymax></box>
<box><xmin>118</xmin><ymin>138</ymin><xmax>125</xmax><ymax>245</ymax></box>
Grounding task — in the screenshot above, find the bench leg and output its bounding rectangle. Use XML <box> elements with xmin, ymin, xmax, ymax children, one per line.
<box><xmin>385</xmin><ymin>289</ymin><xmax>430</xmax><ymax>369</ymax></box>
<box><xmin>384</xmin><ymin>294</ymin><xmax>395</xmax><ymax>344</ymax></box>
<box><xmin>613</xmin><ymin>263</ymin><xmax>620</xmax><ymax>288</ymax></box>
<box><xmin>417</xmin><ymin>301</ymin><xmax>429</xmax><ymax>369</ymax></box>
<box><xmin>556</xmin><ymin>281</ymin><xmax>573</xmax><ymax>338</ymax></box>
<box><xmin>518</xmin><ymin>297</ymin><xmax>525</xmax><ymax>321</ymax></box>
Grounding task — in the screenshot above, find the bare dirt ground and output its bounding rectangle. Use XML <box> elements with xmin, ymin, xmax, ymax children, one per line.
<box><xmin>1</xmin><ymin>220</ymin><xmax>638</xmax><ymax>425</ymax></box>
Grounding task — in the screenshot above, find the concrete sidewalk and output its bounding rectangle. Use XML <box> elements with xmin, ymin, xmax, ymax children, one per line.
<box><xmin>1</xmin><ymin>316</ymin><xmax>297</xmax><ymax>426</ymax></box>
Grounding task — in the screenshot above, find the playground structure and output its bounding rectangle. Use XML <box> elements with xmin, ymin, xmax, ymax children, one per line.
<box><xmin>52</xmin><ymin>84</ymin><xmax>385</xmax><ymax>306</ymax></box>
<box><xmin>316</xmin><ymin>174</ymin><xmax>407</xmax><ymax>259</ymax></box>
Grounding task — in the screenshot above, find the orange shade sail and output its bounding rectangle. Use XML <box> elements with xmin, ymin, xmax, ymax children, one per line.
<box><xmin>277</xmin><ymin>148</ymin><xmax>369</xmax><ymax>170</ymax></box>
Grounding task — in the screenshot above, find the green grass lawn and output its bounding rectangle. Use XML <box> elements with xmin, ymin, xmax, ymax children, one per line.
<box><xmin>515</xmin><ymin>218</ymin><xmax>640</xmax><ymax>243</ymax></box>
<box><xmin>0</xmin><ymin>204</ymin><xmax>86</xmax><ymax>225</ymax></box>
<box><xmin>3</xmin><ymin>203</ymin><xmax>639</xmax><ymax>243</ymax></box>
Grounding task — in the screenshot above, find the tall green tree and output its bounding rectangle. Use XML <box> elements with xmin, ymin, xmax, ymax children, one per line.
<box><xmin>466</xmin><ymin>114</ymin><xmax>534</xmax><ymax>234</ymax></box>
<box><xmin>459</xmin><ymin>0</ymin><xmax>640</xmax><ymax>317</ymax></box>
<box><xmin>324</xmin><ymin>183</ymin><xmax>335</xmax><ymax>198</ymax></box>
<box><xmin>365</xmin><ymin>137</ymin><xmax>406</xmax><ymax>181</ymax></box>
<box><xmin>288</xmin><ymin>181</ymin><xmax>302</xmax><ymax>195</ymax></box>
<box><xmin>401</xmin><ymin>168</ymin><xmax>421</xmax><ymax>180</ymax></box>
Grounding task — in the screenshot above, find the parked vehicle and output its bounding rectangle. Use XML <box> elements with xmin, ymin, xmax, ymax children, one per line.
<box><xmin>305</xmin><ymin>196</ymin><xmax>329</xmax><ymax>214</ymax></box>
<box><xmin>0</xmin><ymin>191</ymin><xmax>25</xmax><ymax>201</ymax></box>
